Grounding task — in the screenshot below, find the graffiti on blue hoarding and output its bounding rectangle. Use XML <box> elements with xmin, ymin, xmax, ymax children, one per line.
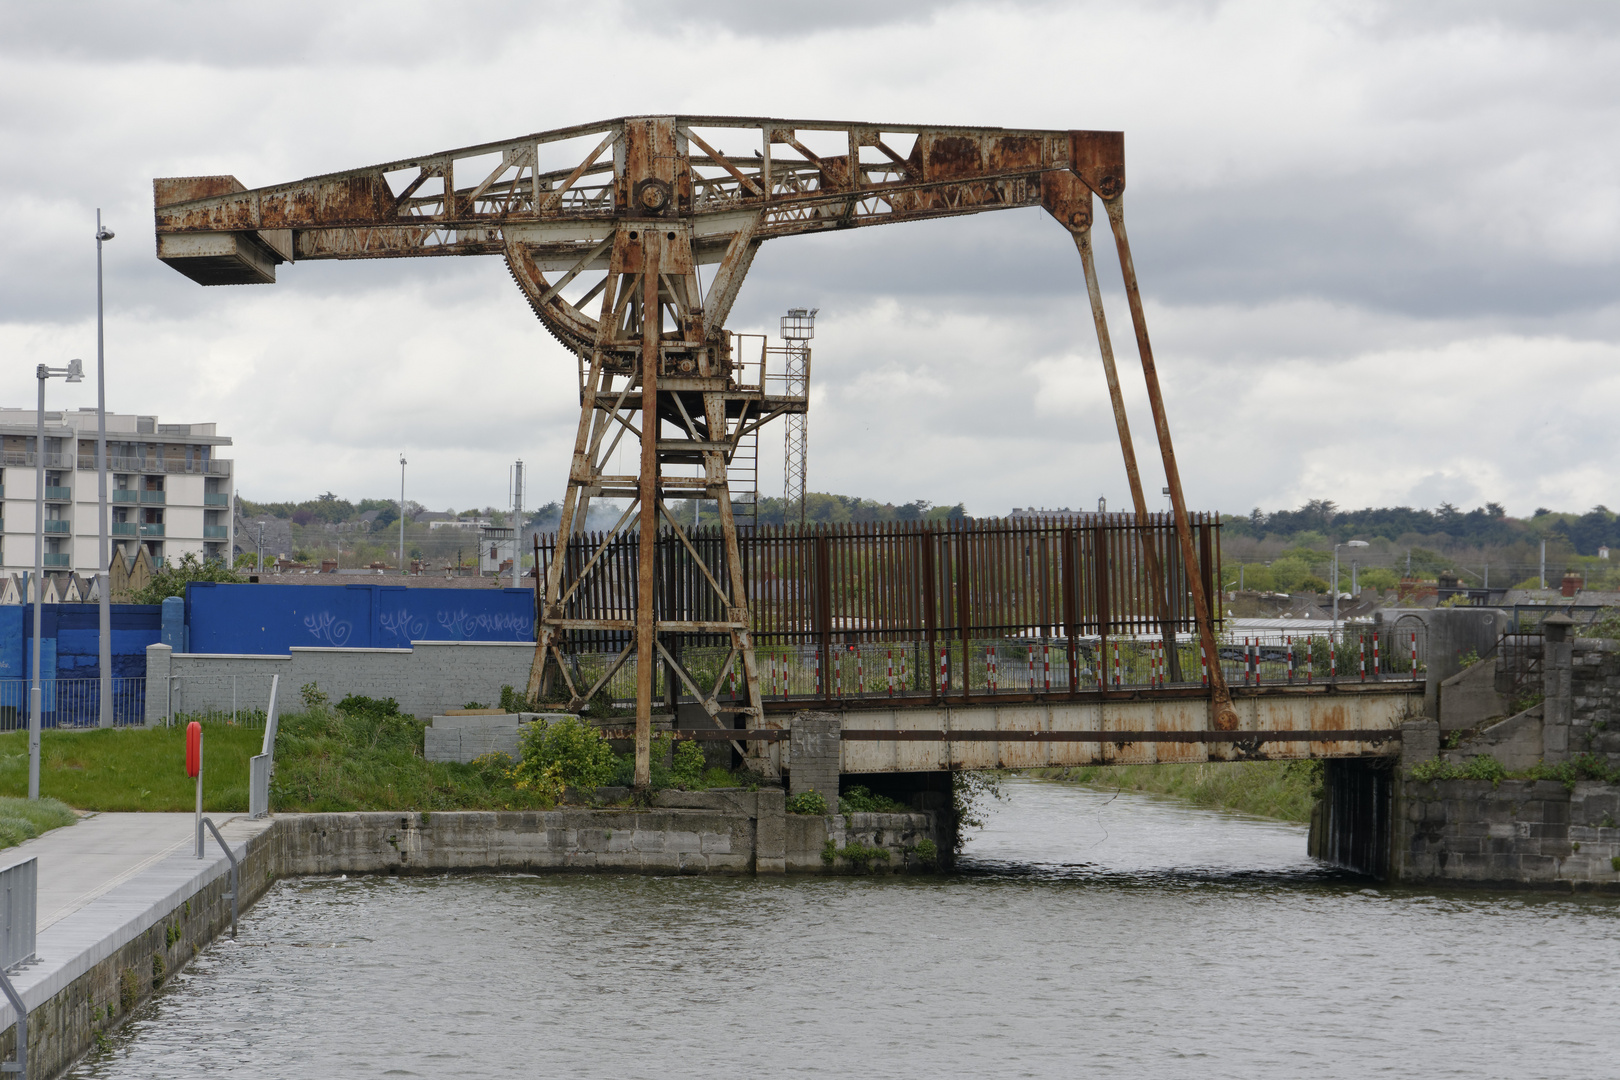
<box><xmin>379</xmin><ymin>608</ymin><xmax>428</xmax><ymax>642</ymax></box>
<box><xmin>303</xmin><ymin>611</ymin><xmax>356</xmax><ymax>647</ymax></box>
<box><xmin>185</xmin><ymin>582</ymin><xmax>536</xmax><ymax>655</ymax></box>
<box><xmin>435</xmin><ymin>609</ymin><xmax>533</xmax><ymax>639</ymax></box>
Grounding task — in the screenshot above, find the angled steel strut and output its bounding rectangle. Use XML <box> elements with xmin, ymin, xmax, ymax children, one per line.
<box><xmin>152</xmin><ymin>114</ymin><xmax>1239</xmax><ymax>786</ymax></box>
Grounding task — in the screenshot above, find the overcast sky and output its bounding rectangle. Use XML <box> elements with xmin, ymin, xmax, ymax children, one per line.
<box><xmin>1</xmin><ymin>0</ymin><xmax>1616</xmax><ymax>519</ymax></box>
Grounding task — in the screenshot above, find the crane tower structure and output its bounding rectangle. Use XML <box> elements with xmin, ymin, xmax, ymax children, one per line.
<box><xmin>151</xmin><ymin>114</ymin><xmax>1237</xmax><ymax>787</ymax></box>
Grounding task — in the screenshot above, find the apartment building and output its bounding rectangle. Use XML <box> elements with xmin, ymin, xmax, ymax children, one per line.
<box><xmin>0</xmin><ymin>408</ymin><xmax>233</xmax><ymax>575</ymax></box>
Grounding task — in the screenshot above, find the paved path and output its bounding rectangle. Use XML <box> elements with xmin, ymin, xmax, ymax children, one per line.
<box><xmin>0</xmin><ymin>811</ymin><xmax>277</xmax><ymax>1030</ymax></box>
<box><xmin>0</xmin><ymin>813</ymin><xmax>211</xmax><ymax>929</ymax></box>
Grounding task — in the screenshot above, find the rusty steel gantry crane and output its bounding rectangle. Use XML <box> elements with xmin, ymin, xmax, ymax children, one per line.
<box><xmin>151</xmin><ymin>115</ymin><xmax>1239</xmax><ymax>787</ymax></box>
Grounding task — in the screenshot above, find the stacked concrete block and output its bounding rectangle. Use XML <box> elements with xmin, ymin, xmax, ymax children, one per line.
<box><xmin>424</xmin><ymin>714</ymin><xmax>520</xmax><ymax>764</ymax></box>
<box><xmin>787</xmin><ymin>711</ymin><xmax>841</xmax><ymax>810</ymax></box>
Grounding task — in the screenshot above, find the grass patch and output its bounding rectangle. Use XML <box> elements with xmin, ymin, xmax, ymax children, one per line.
<box><xmin>1038</xmin><ymin>760</ymin><xmax>1323</xmax><ymax>823</ymax></box>
<box><xmin>0</xmin><ymin>696</ymin><xmax>761</xmax><ymax>814</ymax></box>
<box><xmin>0</xmin><ymin>795</ymin><xmax>77</xmax><ymax>848</ymax></box>
<box><xmin>0</xmin><ymin>725</ymin><xmax>263</xmax><ymax>811</ymax></box>
<box><xmin>271</xmin><ymin>703</ymin><xmax>555</xmax><ymax>813</ymax></box>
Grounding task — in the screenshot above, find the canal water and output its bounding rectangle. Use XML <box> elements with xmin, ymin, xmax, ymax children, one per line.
<box><xmin>71</xmin><ymin>779</ymin><xmax>1620</xmax><ymax>1078</ymax></box>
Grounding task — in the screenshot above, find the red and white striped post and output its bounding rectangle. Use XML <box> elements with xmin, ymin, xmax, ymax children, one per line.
<box><xmin>887</xmin><ymin>649</ymin><xmax>895</xmax><ymax>697</ymax></box>
<box><xmin>939</xmin><ymin>647</ymin><xmax>948</xmax><ymax>694</ymax></box>
<box><xmin>1042</xmin><ymin>642</ymin><xmax>1051</xmax><ymax>693</ymax></box>
<box><xmin>1410</xmin><ymin>631</ymin><xmax>1418</xmax><ymax>680</ymax></box>
<box><xmin>1200</xmin><ymin>643</ymin><xmax>1209</xmax><ymax>687</ymax></box>
<box><xmin>814</xmin><ymin>649</ymin><xmax>821</xmax><ymax>695</ymax></box>
<box><xmin>1113</xmin><ymin>639</ymin><xmax>1121</xmax><ymax>688</ymax></box>
<box><xmin>1286</xmin><ymin>636</ymin><xmax>1295</xmax><ymax>684</ymax></box>
<box><xmin>835</xmin><ymin>654</ymin><xmax>843</xmax><ymax>697</ymax></box>
<box><xmin>1329</xmin><ymin>637</ymin><xmax>1336</xmax><ymax>683</ymax></box>
<box><xmin>1028</xmin><ymin>646</ymin><xmax>1036</xmax><ymax>693</ymax></box>
<box><xmin>1359</xmin><ymin>635</ymin><xmax>1366</xmax><ymax>682</ymax></box>
<box><xmin>1373</xmin><ymin>634</ymin><xmax>1381</xmax><ymax>681</ymax></box>
<box><xmin>987</xmin><ymin>647</ymin><xmax>997</xmax><ymax>692</ymax></box>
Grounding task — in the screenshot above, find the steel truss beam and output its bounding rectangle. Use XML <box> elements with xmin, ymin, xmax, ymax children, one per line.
<box><xmin>152</xmin><ymin>114</ymin><xmax>1240</xmax><ymax>789</ymax></box>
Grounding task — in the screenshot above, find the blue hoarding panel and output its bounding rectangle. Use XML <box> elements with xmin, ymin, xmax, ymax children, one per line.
<box><xmin>0</xmin><ymin>606</ymin><xmax>22</xmax><ymax>679</ymax></box>
<box><xmin>185</xmin><ymin>583</ymin><xmax>535</xmax><ymax>656</ymax></box>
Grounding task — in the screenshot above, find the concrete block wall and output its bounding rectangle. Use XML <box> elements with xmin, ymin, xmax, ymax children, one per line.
<box><xmin>147</xmin><ymin>640</ymin><xmax>537</xmax><ymax>719</ymax></box>
<box><xmin>1569</xmin><ymin>638</ymin><xmax>1620</xmax><ymax>764</ymax></box>
<box><xmin>1394</xmin><ymin>777</ymin><xmax>1620</xmax><ymax>890</ymax></box>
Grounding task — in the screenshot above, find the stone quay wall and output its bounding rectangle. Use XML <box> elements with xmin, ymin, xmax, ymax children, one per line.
<box><xmin>1394</xmin><ymin>776</ymin><xmax>1620</xmax><ymax>891</ymax></box>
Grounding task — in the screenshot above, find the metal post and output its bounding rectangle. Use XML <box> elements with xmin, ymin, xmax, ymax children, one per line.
<box><xmin>1072</xmin><ymin>225</ymin><xmax>1182</xmax><ymax>682</ymax></box>
<box><xmin>398</xmin><ymin>455</ymin><xmax>407</xmax><ymax>575</ymax></box>
<box><xmin>1100</xmin><ymin>197</ymin><xmax>1226</xmax><ymax>722</ymax></box>
<box><xmin>194</xmin><ymin>727</ymin><xmax>204</xmax><ymax>858</ymax></box>
<box><xmin>30</xmin><ymin>373</ymin><xmax>44</xmax><ymax>801</ymax></box>
<box><xmin>633</xmin><ymin>238</ymin><xmax>661</xmax><ymax>789</ymax></box>
<box><xmin>96</xmin><ymin>210</ymin><xmax>114</xmax><ymax>729</ymax></box>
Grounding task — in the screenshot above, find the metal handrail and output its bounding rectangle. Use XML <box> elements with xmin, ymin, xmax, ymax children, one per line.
<box><xmin>0</xmin><ymin>967</ymin><xmax>25</xmax><ymax>1078</ymax></box>
<box><xmin>197</xmin><ymin>818</ymin><xmax>238</xmax><ymax>939</ymax></box>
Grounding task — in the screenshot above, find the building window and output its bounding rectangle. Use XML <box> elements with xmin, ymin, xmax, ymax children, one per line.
<box><xmin>144</xmin><ymin>475</ymin><xmax>163</xmax><ymax>492</ymax></box>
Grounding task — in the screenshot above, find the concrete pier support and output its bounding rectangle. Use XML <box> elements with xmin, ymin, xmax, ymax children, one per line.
<box><xmin>1310</xmin><ymin>759</ymin><xmax>1394</xmax><ymax>877</ymax></box>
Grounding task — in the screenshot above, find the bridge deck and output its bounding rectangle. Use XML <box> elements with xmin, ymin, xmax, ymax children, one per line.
<box><xmin>824</xmin><ymin>682</ymin><xmax>1418</xmax><ymax>772</ymax></box>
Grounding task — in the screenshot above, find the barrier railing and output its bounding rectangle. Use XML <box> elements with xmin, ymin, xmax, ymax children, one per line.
<box><xmin>0</xmin><ymin>856</ymin><xmax>36</xmax><ymax>1080</ymax></box>
<box><xmin>0</xmin><ymin>678</ymin><xmax>146</xmax><ymax>731</ymax></box>
<box><xmin>165</xmin><ymin>674</ymin><xmax>278</xmax><ymax>728</ymax></box>
<box><xmin>569</xmin><ymin>624</ymin><xmax>1428</xmax><ymax>710</ymax></box>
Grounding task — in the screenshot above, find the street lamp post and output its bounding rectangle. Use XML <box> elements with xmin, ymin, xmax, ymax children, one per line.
<box><xmin>95</xmin><ymin>211</ymin><xmax>115</xmax><ymax>727</ymax></box>
<box><xmin>32</xmin><ymin>359</ymin><xmax>84</xmax><ymax>799</ymax></box>
<box><xmin>1331</xmin><ymin>539</ymin><xmax>1370</xmax><ymax>638</ymax></box>
<box><xmin>398</xmin><ymin>454</ymin><xmax>407</xmax><ymax>575</ymax></box>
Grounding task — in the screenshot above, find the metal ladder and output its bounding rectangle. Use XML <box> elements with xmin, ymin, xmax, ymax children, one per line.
<box><xmin>729</xmin><ymin>427</ymin><xmax>758</xmax><ymax>534</ymax></box>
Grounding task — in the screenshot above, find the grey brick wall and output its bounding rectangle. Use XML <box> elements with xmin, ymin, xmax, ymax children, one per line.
<box><xmin>152</xmin><ymin>642</ymin><xmax>536</xmax><ymax>718</ymax></box>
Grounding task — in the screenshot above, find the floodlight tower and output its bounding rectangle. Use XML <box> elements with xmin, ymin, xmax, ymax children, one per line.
<box><xmin>780</xmin><ymin>308</ymin><xmax>817</xmax><ymax>528</ymax></box>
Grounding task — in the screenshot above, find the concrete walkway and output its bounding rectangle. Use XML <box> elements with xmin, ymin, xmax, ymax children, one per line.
<box><xmin>0</xmin><ymin>814</ymin><xmax>214</xmax><ymax>929</ymax></box>
<box><xmin>0</xmin><ymin>812</ymin><xmax>277</xmax><ymax>1031</ymax></box>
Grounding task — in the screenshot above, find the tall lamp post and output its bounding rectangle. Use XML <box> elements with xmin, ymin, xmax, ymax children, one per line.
<box><xmin>1331</xmin><ymin>539</ymin><xmax>1369</xmax><ymax>638</ymax></box>
<box><xmin>32</xmin><ymin>359</ymin><xmax>84</xmax><ymax>799</ymax></box>
<box><xmin>398</xmin><ymin>454</ymin><xmax>407</xmax><ymax>575</ymax></box>
<box><xmin>95</xmin><ymin>212</ymin><xmax>115</xmax><ymax>727</ymax></box>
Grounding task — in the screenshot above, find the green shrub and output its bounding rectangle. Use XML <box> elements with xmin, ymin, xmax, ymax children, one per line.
<box><xmin>671</xmin><ymin>739</ymin><xmax>706</xmax><ymax>788</ymax></box>
<box><xmin>828</xmin><ymin>841</ymin><xmax>890</xmax><ymax>872</ymax></box>
<box><xmin>513</xmin><ymin>715</ymin><xmax>617</xmax><ymax>795</ymax></box>
<box><xmin>1409</xmin><ymin>755</ymin><xmax>1508</xmax><ymax>786</ymax></box>
<box><xmin>911</xmin><ymin>838</ymin><xmax>938</xmax><ymax>868</ymax></box>
<box><xmin>838</xmin><ymin>785</ymin><xmax>909</xmax><ymax>814</ymax></box>
<box><xmin>500</xmin><ymin>685</ymin><xmax>542</xmax><ymax>713</ymax></box>
<box><xmin>786</xmin><ymin>790</ymin><xmax>828</xmax><ymax>815</ymax></box>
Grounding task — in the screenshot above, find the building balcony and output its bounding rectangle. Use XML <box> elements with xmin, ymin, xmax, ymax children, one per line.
<box><xmin>44</xmin><ymin>486</ymin><xmax>71</xmax><ymax>501</ymax></box>
<box><xmin>112</xmin><ymin>490</ymin><xmax>138</xmax><ymax>503</ymax></box>
<box><xmin>204</xmin><ymin>492</ymin><xmax>230</xmax><ymax>506</ymax></box>
<box><xmin>80</xmin><ymin>456</ymin><xmax>232</xmax><ymax>477</ymax></box>
<box><xmin>43</xmin><ymin>520</ymin><xmax>70</xmax><ymax>534</ymax></box>
<box><xmin>42</xmin><ymin>553</ymin><xmax>71</xmax><ymax>567</ymax></box>
<box><xmin>140</xmin><ymin>523</ymin><xmax>164</xmax><ymax>537</ymax></box>
<box><xmin>140</xmin><ymin>491</ymin><xmax>165</xmax><ymax>504</ymax></box>
<box><xmin>203</xmin><ymin>525</ymin><xmax>229</xmax><ymax>539</ymax></box>
<box><xmin>111</xmin><ymin>522</ymin><xmax>137</xmax><ymax>536</ymax></box>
